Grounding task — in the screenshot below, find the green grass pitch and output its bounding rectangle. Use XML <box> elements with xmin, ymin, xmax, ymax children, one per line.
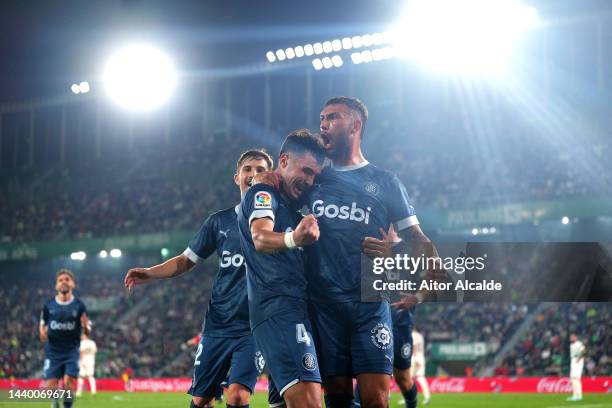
<box><xmin>1</xmin><ymin>391</ymin><xmax>611</xmax><ymax>408</ymax></box>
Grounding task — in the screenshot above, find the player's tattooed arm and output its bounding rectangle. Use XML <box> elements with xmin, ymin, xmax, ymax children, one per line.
<box><xmin>394</xmin><ymin>224</ymin><xmax>448</xmax><ymax>305</ymax></box>
<box><xmin>251</xmin><ymin>214</ymin><xmax>319</xmax><ymax>253</ymax></box>
<box><xmin>363</xmin><ymin>226</ymin><xmax>434</xmax><ymax>307</ymax></box>
<box><xmin>124</xmin><ymin>254</ymin><xmax>196</xmax><ymax>290</ymax></box>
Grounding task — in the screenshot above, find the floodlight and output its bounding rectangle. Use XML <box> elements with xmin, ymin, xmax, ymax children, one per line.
<box><xmin>103</xmin><ymin>44</ymin><xmax>176</xmax><ymax>111</ymax></box>
<box><xmin>78</xmin><ymin>81</ymin><xmax>90</xmax><ymax>93</ymax></box>
<box><xmin>391</xmin><ymin>0</ymin><xmax>540</xmax><ymax>75</ymax></box>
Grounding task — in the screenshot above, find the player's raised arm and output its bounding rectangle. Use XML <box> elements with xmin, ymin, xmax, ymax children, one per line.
<box><xmin>124</xmin><ymin>254</ymin><xmax>196</xmax><ymax>290</ymax></box>
<box><xmin>251</xmin><ymin>214</ymin><xmax>319</xmax><ymax>253</ymax></box>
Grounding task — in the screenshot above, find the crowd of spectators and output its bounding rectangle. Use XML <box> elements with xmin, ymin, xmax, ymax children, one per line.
<box><xmin>414</xmin><ymin>303</ymin><xmax>529</xmax><ymax>346</ymax></box>
<box><xmin>499</xmin><ymin>303</ymin><xmax>611</xmax><ymax>376</ymax></box>
<box><xmin>1</xmin><ymin>115</ymin><xmax>610</xmax><ymax>243</ymax></box>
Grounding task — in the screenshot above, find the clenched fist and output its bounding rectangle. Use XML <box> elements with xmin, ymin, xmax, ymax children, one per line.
<box><xmin>293</xmin><ymin>214</ymin><xmax>320</xmax><ymax>247</ymax></box>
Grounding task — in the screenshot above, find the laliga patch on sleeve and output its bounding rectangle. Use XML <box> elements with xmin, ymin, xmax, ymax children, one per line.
<box><xmin>254</xmin><ymin>191</ymin><xmax>272</xmax><ymax>209</ymax></box>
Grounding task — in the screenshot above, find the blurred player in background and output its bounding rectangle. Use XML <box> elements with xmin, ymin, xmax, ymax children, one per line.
<box><xmin>76</xmin><ymin>333</ymin><xmax>97</xmax><ymax>396</ymax></box>
<box><xmin>411</xmin><ymin>329</ymin><xmax>429</xmax><ymax>405</ymax></box>
<box><xmin>124</xmin><ymin>149</ymin><xmax>272</xmax><ymax>408</ymax></box>
<box><xmin>568</xmin><ymin>333</ymin><xmax>586</xmax><ymax>401</ymax></box>
<box><xmin>40</xmin><ymin>269</ymin><xmax>91</xmax><ymax>408</ymax></box>
<box><xmin>238</xmin><ymin>130</ymin><xmax>325</xmax><ymax>408</ymax></box>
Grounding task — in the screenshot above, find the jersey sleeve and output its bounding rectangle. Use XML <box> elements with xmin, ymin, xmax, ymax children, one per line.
<box><xmin>184</xmin><ymin>214</ymin><xmax>217</xmax><ymax>264</ymax></box>
<box><xmin>244</xmin><ymin>185</ymin><xmax>279</xmax><ymax>226</ymax></box>
<box><xmin>386</xmin><ymin>175</ymin><xmax>419</xmax><ymax>232</ymax></box>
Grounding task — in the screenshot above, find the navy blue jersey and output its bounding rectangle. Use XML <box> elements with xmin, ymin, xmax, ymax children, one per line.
<box><xmin>184</xmin><ymin>206</ymin><xmax>250</xmax><ymax>337</ymax></box>
<box><xmin>306</xmin><ymin>162</ymin><xmax>418</xmax><ymax>303</ymax></box>
<box><xmin>391</xmin><ymin>306</ymin><xmax>414</xmax><ymax>329</ymax></box>
<box><xmin>238</xmin><ymin>184</ymin><xmax>307</xmax><ymax>329</ymax></box>
<box><xmin>40</xmin><ymin>297</ymin><xmax>87</xmax><ymax>353</ymax></box>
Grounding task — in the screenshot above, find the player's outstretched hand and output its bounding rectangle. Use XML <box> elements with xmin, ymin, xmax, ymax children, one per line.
<box><xmin>124</xmin><ymin>267</ymin><xmax>153</xmax><ymax>291</ymax></box>
<box><xmin>294</xmin><ymin>214</ymin><xmax>320</xmax><ymax>247</ymax></box>
<box><xmin>252</xmin><ymin>171</ymin><xmax>281</xmax><ymax>190</ymax></box>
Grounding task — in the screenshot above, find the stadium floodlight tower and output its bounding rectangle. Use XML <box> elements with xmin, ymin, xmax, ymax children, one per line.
<box><xmin>391</xmin><ymin>0</ymin><xmax>540</xmax><ymax>76</ymax></box>
<box><xmin>103</xmin><ymin>44</ymin><xmax>177</xmax><ymax>111</ymax></box>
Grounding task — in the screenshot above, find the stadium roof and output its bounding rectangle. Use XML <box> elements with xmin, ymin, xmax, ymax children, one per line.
<box><xmin>0</xmin><ymin>0</ymin><xmax>610</xmax><ymax>104</ymax></box>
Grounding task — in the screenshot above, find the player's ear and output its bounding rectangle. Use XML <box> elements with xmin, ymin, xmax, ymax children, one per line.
<box><xmin>352</xmin><ymin>116</ymin><xmax>363</xmax><ymax>136</ymax></box>
<box><xmin>279</xmin><ymin>153</ymin><xmax>289</xmax><ymax>169</ymax></box>
<box><xmin>234</xmin><ymin>172</ymin><xmax>240</xmax><ymax>186</ymax></box>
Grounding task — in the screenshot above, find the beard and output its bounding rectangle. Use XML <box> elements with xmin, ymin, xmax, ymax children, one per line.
<box><xmin>326</xmin><ymin>133</ymin><xmax>351</xmax><ymax>160</ymax></box>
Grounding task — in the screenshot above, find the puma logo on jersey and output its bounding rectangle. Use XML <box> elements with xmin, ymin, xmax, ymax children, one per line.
<box><xmin>219</xmin><ymin>230</ymin><xmax>229</xmax><ymax>238</ymax></box>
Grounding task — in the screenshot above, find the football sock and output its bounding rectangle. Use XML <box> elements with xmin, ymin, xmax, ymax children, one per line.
<box><xmin>403</xmin><ymin>383</ymin><xmax>418</xmax><ymax>408</ymax></box>
<box><xmin>325</xmin><ymin>393</ymin><xmax>353</xmax><ymax>408</ymax></box>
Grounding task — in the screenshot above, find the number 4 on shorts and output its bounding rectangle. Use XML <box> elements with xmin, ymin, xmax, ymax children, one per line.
<box><xmin>296</xmin><ymin>323</ymin><xmax>311</xmax><ymax>346</ymax></box>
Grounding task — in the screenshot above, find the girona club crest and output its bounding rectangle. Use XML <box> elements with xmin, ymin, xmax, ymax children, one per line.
<box><xmin>254</xmin><ymin>351</ymin><xmax>266</xmax><ymax>373</ymax></box>
<box><xmin>370</xmin><ymin>323</ymin><xmax>392</xmax><ymax>350</ymax></box>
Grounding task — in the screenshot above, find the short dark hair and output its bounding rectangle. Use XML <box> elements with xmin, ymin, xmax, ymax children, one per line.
<box><xmin>325</xmin><ymin>96</ymin><xmax>368</xmax><ymax>138</ymax></box>
<box><xmin>236</xmin><ymin>149</ymin><xmax>273</xmax><ymax>171</ymax></box>
<box><xmin>56</xmin><ymin>268</ymin><xmax>75</xmax><ymax>283</ymax></box>
<box><xmin>279</xmin><ymin>129</ymin><xmax>326</xmax><ymax>164</ymax></box>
